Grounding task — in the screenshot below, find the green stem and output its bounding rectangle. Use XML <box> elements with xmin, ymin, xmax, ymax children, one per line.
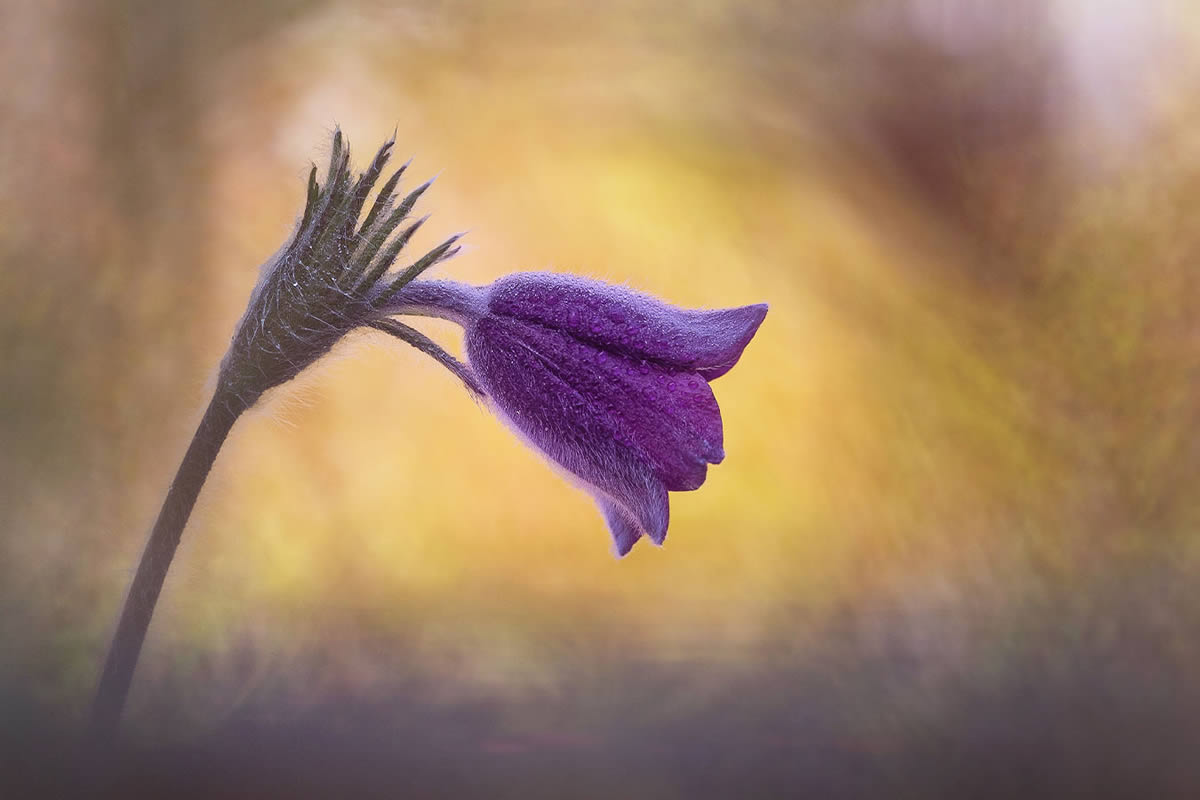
<box><xmin>88</xmin><ymin>389</ymin><xmax>247</xmax><ymax>741</ymax></box>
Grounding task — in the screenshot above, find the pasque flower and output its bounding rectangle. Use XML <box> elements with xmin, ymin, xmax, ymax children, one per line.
<box><xmin>92</xmin><ymin>131</ymin><xmax>765</xmax><ymax>740</ymax></box>
<box><xmin>372</xmin><ymin>274</ymin><xmax>767</xmax><ymax>555</ymax></box>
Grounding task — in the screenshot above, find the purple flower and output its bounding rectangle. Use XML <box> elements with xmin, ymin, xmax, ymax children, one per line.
<box><xmin>92</xmin><ymin>130</ymin><xmax>762</xmax><ymax>742</ymax></box>
<box><xmin>374</xmin><ymin>273</ymin><xmax>767</xmax><ymax>556</ymax></box>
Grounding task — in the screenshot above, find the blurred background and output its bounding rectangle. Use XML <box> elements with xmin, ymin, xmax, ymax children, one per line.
<box><xmin>4</xmin><ymin>0</ymin><xmax>1200</xmax><ymax>795</ymax></box>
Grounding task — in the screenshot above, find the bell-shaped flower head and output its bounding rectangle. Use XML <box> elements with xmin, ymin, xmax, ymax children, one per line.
<box><xmin>373</xmin><ymin>273</ymin><xmax>767</xmax><ymax>556</ymax></box>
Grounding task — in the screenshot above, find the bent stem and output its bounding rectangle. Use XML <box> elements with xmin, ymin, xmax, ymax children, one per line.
<box><xmin>88</xmin><ymin>389</ymin><xmax>248</xmax><ymax>741</ymax></box>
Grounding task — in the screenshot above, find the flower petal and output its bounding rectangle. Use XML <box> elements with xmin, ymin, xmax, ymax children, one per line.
<box><xmin>688</xmin><ymin>304</ymin><xmax>770</xmax><ymax>381</ymax></box>
<box><xmin>485</xmin><ymin>272</ymin><xmax>767</xmax><ymax>380</ymax></box>
<box><xmin>591</xmin><ymin>353</ymin><xmax>725</xmax><ymax>491</ymax></box>
<box><xmin>467</xmin><ymin>315</ymin><xmax>670</xmax><ymax>545</ymax></box>
<box><xmin>474</xmin><ymin>315</ymin><xmax>724</xmax><ymax>492</ymax></box>
<box><xmin>598</xmin><ymin>499</ymin><xmax>644</xmax><ymax>557</ymax></box>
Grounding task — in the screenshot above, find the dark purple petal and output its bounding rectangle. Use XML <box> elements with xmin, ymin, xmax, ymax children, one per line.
<box><xmin>473</xmin><ymin>315</ymin><xmax>723</xmax><ymax>492</ymax></box>
<box><xmin>599</xmin><ymin>499</ymin><xmax>643</xmax><ymax>556</ymax></box>
<box><xmin>688</xmin><ymin>304</ymin><xmax>770</xmax><ymax>380</ymax></box>
<box><xmin>466</xmin><ymin>315</ymin><xmax>670</xmax><ymax>545</ymax></box>
<box><xmin>485</xmin><ymin>272</ymin><xmax>767</xmax><ymax>380</ymax></box>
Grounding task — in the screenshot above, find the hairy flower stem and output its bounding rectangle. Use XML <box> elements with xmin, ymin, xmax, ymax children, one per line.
<box><xmin>88</xmin><ymin>389</ymin><xmax>248</xmax><ymax>741</ymax></box>
<box><xmin>83</xmin><ymin>130</ymin><xmax>465</xmax><ymax>744</ymax></box>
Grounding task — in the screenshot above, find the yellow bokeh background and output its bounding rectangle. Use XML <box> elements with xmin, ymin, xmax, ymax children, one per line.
<box><xmin>4</xmin><ymin>0</ymin><xmax>1200</xmax><ymax>791</ymax></box>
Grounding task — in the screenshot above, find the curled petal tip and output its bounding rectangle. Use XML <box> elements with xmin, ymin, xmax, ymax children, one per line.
<box><xmin>601</xmin><ymin>501</ymin><xmax>642</xmax><ymax>557</ymax></box>
<box><xmin>695</xmin><ymin>302</ymin><xmax>768</xmax><ymax>381</ymax></box>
